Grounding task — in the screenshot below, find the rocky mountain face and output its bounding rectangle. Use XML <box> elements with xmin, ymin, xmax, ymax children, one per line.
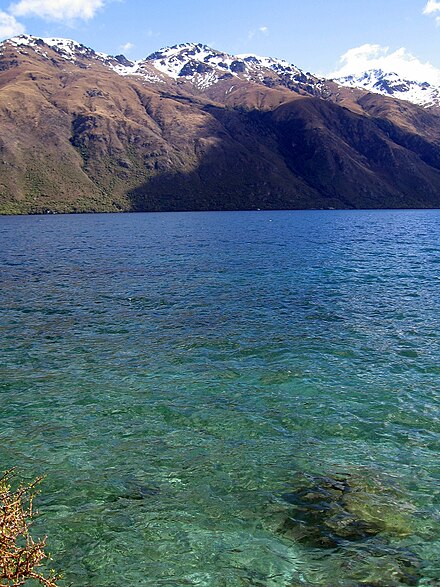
<box><xmin>1</xmin><ymin>35</ymin><xmax>440</xmax><ymax>214</ymax></box>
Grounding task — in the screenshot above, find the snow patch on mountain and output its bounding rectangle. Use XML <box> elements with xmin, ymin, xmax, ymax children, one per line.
<box><xmin>144</xmin><ymin>42</ymin><xmax>312</xmax><ymax>90</ymax></box>
<box><xmin>108</xmin><ymin>60</ymin><xmax>166</xmax><ymax>84</ymax></box>
<box><xmin>335</xmin><ymin>69</ymin><xmax>440</xmax><ymax>108</ymax></box>
<box><xmin>8</xmin><ymin>35</ymin><xmax>95</xmax><ymax>62</ymax></box>
<box><xmin>146</xmin><ymin>43</ymin><xmax>220</xmax><ymax>79</ymax></box>
<box><xmin>237</xmin><ymin>53</ymin><xmax>302</xmax><ymax>76</ymax></box>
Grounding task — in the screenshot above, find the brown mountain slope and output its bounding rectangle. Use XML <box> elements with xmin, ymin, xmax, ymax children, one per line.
<box><xmin>1</xmin><ymin>38</ymin><xmax>440</xmax><ymax>213</ymax></box>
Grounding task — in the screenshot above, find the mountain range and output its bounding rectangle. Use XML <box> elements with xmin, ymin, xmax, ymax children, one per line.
<box><xmin>1</xmin><ymin>35</ymin><xmax>440</xmax><ymax>214</ymax></box>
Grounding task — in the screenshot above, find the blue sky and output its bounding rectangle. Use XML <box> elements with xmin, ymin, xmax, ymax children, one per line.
<box><xmin>0</xmin><ymin>0</ymin><xmax>440</xmax><ymax>80</ymax></box>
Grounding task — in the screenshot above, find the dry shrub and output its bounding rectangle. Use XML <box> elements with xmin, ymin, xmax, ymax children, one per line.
<box><xmin>0</xmin><ymin>470</ymin><xmax>60</xmax><ymax>587</ymax></box>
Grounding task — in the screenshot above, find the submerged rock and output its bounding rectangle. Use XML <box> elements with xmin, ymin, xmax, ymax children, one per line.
<box><xmin>279</xmin><ymin>472</ymin><xmax>421</xmax><ymax>586</ymax></box>
<box><xmin>118</xmin><ymin>485</ymin><xmax>160</xmax><ymax>501</ymax></box>
<box><xmin>107</xmin><ymin>478</ymin><xmax>160</xmax><ymax>503</ymax></box>
<box><xmin>280</xmin><ymin>473</ymin><xmax>414</xmax><ymax>548</ymax></box>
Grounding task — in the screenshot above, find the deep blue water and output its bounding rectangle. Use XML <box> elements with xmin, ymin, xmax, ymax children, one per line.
<box><xmin>0</xmin><ymin>210</ymin><xmax>439</xmax><ymax>586</ymax></box>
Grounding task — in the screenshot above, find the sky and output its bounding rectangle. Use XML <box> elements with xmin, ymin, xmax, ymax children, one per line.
<box><xmin>0</xmin><ymin>0</ymin><xmax>440</xmax><ymax>82</ymax></box>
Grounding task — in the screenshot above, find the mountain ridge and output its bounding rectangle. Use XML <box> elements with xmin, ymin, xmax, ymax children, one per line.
<box><xmin>4</xmin><ymin>35</ymin><xmax>440</xmax><ymax>109</ymax></box>
<box><xmin>1</xmin><ymin>35</ymin><xmax>440</xmax><ymax>214</ymax></box>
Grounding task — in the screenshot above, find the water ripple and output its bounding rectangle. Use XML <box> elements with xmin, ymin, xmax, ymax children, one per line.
<box><xmin>1</xmin><ymin>210</ymin><xmax>439</xmax><ymax>586</ymax></box>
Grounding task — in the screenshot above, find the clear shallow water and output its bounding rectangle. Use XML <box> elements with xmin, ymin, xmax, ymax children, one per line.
<box><xmin>0</xmin><ymin>210</ymin><xmax>439</xmax><ymax>587</ymax></box>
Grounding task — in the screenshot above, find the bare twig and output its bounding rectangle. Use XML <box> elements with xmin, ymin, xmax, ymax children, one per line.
<box><xmin>0</xmin><ymin>470</ymin><xmax>60</xmax><ymax>587</ymax></box>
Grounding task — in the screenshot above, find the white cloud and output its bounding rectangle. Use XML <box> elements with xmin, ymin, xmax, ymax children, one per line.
<box><xmin>0</xmin><ymin>10</ymin><xmax>25</xmax><ymax>38</ymax></box>
<box><xmin>121</xmin><ymin>41</ymin><xmax>133</xmax><ymax>52</ymax></box>
<box><xmin>424</xmin><ymin>0</ymin><xmax>440</xmax><ymax>14</ymax></box>
<box><xmin>329</xmin><ymin>43</ymin><xmax>440</xmax><ymax>85</ymax></box>
<box><xmin>259</xmin><ymin>26</ymin><xmax>268</xmax><ymax>34</ymax></box>
<box><xmin>9</xmin><ymin>0</ymin><xmax>105</xmax><ymax>21</ymax></box>
<box><xmin>423</xmin><ymin>0</ymin><xmax>440</xmax><ymax>24</ymax></box>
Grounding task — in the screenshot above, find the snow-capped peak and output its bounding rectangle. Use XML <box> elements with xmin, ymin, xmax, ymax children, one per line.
<box><xmin>334</xmin><ymin>69</ymin><xmax>440</xmax><ymax>108</ymax></box>
<box><xmin>7</xmin><ymin>35</ymin><xmax>96</xmax><ymax>61</ymax></box>
<box><xmin>237</xmin><ymin>53</ymin><xmax>302</xmax><ymax>75</ymax></box>
<box><xmin>142</xmin><ymin>42</ymin><xmax>313</xmax><ymax>91</ymax></box>
<box><xmin>148</xmin><ymin>42</ymin><xmax>217</xmax><ymax>61</ymax></box>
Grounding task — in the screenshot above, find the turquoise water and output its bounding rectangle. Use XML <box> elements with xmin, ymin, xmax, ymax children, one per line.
<box><xmin>0</xmin><ymin>210</ymin><xmax>439</xmax><ymax>586</ymax></box>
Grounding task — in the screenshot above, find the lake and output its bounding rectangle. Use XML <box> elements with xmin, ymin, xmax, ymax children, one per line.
<box><xmin>1</xmin><ymin>210</ymin><xmax>439</xmax><ymax>586</ymax></box>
